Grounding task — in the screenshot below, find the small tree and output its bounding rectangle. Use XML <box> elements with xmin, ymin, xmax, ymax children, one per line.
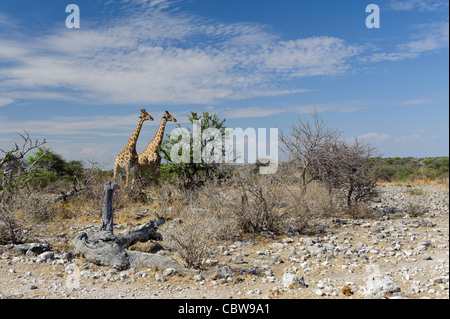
<box><xmin>160</xmin><ymin>111</ymin><xmax>230</xmax><ymax>189</ymax></box>
<box><xmin>279</xmin><ymin>109</ymin><xmax>341</xmax><ymax>188</ymax></box>
<box><xmin>329</xmin><ymin>139</ymin><xmax>378</xmax><ymax>207</ymax></box>
<box><xmin>280</xmin><ymin>110</ymin><xmax>378</xmax><ymax>209</ymax></box>
<box><xmin>26</xmin><ymin>147</ymin><xmax>84</xmax><ymax>178</ymax></box>
<box><xmin>26</xmin><ymin>147</ymin><xmax>65</xmax><ymax>174</ymax></box>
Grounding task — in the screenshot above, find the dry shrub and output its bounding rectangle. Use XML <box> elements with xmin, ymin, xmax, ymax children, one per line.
<box><xmin>148</xmin><ymin>164</ymin><xmax>340</xmax><ymax>269</ymax></box>
<box><xmin>161</xmin><ymin>207</ymin><xmax>217</xmax><ymax>269</ymax></box>
<box><xmin>197</xmin><ymin>165</ymin><xmax>336</xmax><ymax>237</ymax></box>
<box><xmin>0</xmin><ymin>191</ymin><xmax>59</xmax><ymax>243</ymax></box>
<box><xmin>158</xmin><ymin>173</ymin><xmax>237</xmax><ymax>268</ymax></box>
<box><xmin>403</xmin><ymin>202</ymin><xmax>428</xmax><ymax>218</ymax></box>
<box><xmin>59</xmin><ymin>168</ymin><xmax>151</xmax><ymax>219</ymax></box>
<box><xmin>150</xmin><ymin>177</ymin><xmax>193</xmax><ymax>220</ymax></box>
<box><xmin>285</xmin><ymin>181</ymin><xmax>337</xmax><ymax>231</ymax></box>
<box><xmin>344</xmin><ymin>202</ymin><xmax>372</xmax><ymax>219</ymax></box>
<box><xmin>405</xmin><ymin>188</ymin><xmax>425</xmax><ymax>196</ymax></box>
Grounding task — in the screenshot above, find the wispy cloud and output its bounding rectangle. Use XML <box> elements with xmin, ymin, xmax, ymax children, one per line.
<box><xmin>358</xmin><ymin>132</ymin><xmax>390</xmax><ymax>143</ymax></box>
<box><xmin>219</xmin><ymin>101</ymin><xmax>367</xmax><ymax>119</ymax></box>
<box><xmin>0</xmin><ymin>97</ymin><xmax>14</xmax><ymax>107</ymax></box>
<box><xmin>0</xmin><ymin>1</ymin><xmax>361</xmax><ymax>106</ymax></box>
<box><xmin>369</xmin><ymin>21</ymin><xmax>449</xmax><ymax>62</ymax></box>
<box><xmin>388</xmin><ymin>0</ymin><xmax>448</xmax><ymax>11</ymax></box>
<box><xmin>399</xmin><ymin>99</ymin><xmax>434</xmax><ymax>105</ymax></box>
<box><xmin>0</xmin><ymin>114</ymin><xmax>138</xmax><ymax>136</ymax></box>
<box><xmin>0</xmin><ymin>108</ymin><xmax>189</xmax><ymax>138</ymax></box>
<box><xmin>393</xmin><ymin>133</ymin><xmax>421</xmax><ymax>143</ymax></box>
<box><xmin>400</xmin><ymin>22</ymin><xmax>449</xmax><ymax>52</ymax></box>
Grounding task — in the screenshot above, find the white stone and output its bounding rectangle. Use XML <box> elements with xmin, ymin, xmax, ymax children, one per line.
<box><xmin>314</xmin><ymin>289</ymin><xmax>325</xmax><ymax>296</ymax></box>
<box><xmin>364</xmin><ymin>274</ymin><xmax>400</xmax><ymax>298</ymax></box>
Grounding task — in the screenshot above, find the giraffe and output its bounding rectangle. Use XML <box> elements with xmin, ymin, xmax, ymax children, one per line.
<box><xmin>138</xmin><ymin>110</ymin><xmax>177</xmax><ymax>179</ymax></box>
<box><xmin>113</xmin><ymin>109</ymin><xmax>154</xmax><ymax>187</ymax></box>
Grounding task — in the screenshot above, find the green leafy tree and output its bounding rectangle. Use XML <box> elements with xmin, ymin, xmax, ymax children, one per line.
<box><xmin>26</xmin><ymin>147</ymin><xmax>84</xmax><ymax>178</ymax></box>
<box><xmin>159</xmin><ymin>111</ymin><xmax>230</xmax><ymax>188</ymax></box>
<box><xmin>26</xmin><ymin>147</ymin><xmax>66</xmax><ymax>175</ymax></box>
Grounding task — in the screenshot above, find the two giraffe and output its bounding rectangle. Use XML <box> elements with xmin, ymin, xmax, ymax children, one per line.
<box><xmin>113</xmin><ymin>109</ymin><xmax>177</xmax><ymax>187</ymax></box>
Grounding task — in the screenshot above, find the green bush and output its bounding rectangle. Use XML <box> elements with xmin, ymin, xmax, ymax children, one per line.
<box><xmin>24</xmin><ymin>168</ymin><xmax>59</xmax><ymax>190</ymax></box>
<box><xmin>26</xmin><ymin>147</ymin><xmax>84</xmax><ymax>180</ymax></box>
<box><xmin>373</xmin><ymin>165</ymin><xmax>397</xmax><ymax>181</ymax></box>
<box><xmin>159</xmin><ymin>111</ymin><xmax>230</xmax><ymax>189</ymax></box>
<box><xmin>395</xmin><ymin>166</ymin><xmax>415</xmax><ymax>181</ymax></box>
<box><xmin>373</xmin><ymin>157</ymin><xmax>449</xmax><ymax>183</ymax></box>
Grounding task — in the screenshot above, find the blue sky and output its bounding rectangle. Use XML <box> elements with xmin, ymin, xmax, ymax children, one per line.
<box><xmin>0</xmin><ymin>0</ymin><xmax>448</xmax><ymax>168</ymax></box>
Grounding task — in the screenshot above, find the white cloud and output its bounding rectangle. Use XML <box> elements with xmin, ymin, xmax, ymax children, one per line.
<box><xmin>0</xmin><ymin>2</ymin><xmax>361</xmax><ymax>106</ymax></box>
<box><xmin>401</xmin><ymin>22</ymin><xmax>449</xmax><ymax>53</ymax></box>
<box><xmin>399</xmin><ymin>99</ymin><xmax>434</xmax><ymax>105</ymax></box>
<box><xmin>369</xmin><ymin>21</ymin><xmax>449</xmax><ymax>62</ymax></box>
<box><xmin>261</xmin><ymin>37</ymin><xmax>362</xmax><ymax>77</ymax></box>
<box><xmin>389</xmin><ymin>0</ymin><xmax>448</xmax><ymax>11</ymax></box>
<box><xmin>394</xmin><ymin>134</ymin><xmax>420</xmax><ymax>143</ymax></box>
<box><xmin>358</xmin><ymin>132</ymin><xmax>390</xmax><ymax>143</ymax></box>
<box><xmin>0</xmin><ymin>109</ymin><xmax>189</xmax><ymax>142</ymax></box>
<box><xmin>47</xmin><ymin>140</ymin><xmax>120</xmax><ymax>166</ymax></box>
<box><xmin>0</xmin><ymin>97</ymin><xmax>14</xmax><ymax>107</ymax></box>
<box><xmin>0</xmin><ymin>114</ymin><xmax>139</xmax><ymax>136</ymax></box>
<box><xmin>222</xmin><ymin>106</ymin><xmax>286</xmax><ymax>119</ymax></box>
<box><xmin>219</xmin><ymin>101</ymin><xmax>365</xmax><ymax>120</ymax></box>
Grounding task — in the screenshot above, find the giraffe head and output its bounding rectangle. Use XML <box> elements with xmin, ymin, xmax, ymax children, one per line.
<box><xmin>139</xmin><ymin>108</ymin><xmax>154</xmax><ymax>122</ymax></box>
<box><xmin>163</xmin><ymin>110</ymin><xmax>177</xmax><ymax>123</ymax></box>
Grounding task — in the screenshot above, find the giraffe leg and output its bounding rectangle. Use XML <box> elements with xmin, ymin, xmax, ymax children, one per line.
<box><xmin>131</xmin><ymin>165</ymin><xmax>138</xmax><ymax>188</ymax></box>
<box><xmin>113</xmin><ymin>161</ymin><xmax>119</xmax><ymax>182</ymax></box>
<box><xmin>138</xmin><ymin>163</ymin><xmax>147</xmax><ymax>179</ymax></box>
<box><xmin>125</xmin><ymin>166</ymin><xmax>130</xmax><ymax>188</ymax></box>
<box><xmin>149</xmin><ymin>163</ymin><xmax>160</xmax><ymax>184</ymax></box>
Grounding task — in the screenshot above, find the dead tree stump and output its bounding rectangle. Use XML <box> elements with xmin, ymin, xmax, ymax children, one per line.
<box><xmin>73</xmin><ymin>181</ymin><xmax>186</xmax><ymax>272</ymax></box>
<box><xmin>100</xmin><ymin>181</ymin><xmax>119</xmax><ymax>232</ymax></box>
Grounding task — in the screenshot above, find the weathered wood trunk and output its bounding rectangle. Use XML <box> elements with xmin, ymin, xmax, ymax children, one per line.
<box><xmin>72</xmin><ymin>181</ymin><xmax>186</xmax><ymax>272</ymax></box>
<box><xmin>100</xmin><ymin>181</ymin><xmax>119</xmax><ymax>232</ymax></box>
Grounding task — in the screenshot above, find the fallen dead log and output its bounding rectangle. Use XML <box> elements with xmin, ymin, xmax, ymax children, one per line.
<box><xmin>55</xmin><ymin>175</ymin><xmax>83</xmax><ymax>201</ymax></box>
<box><xmin>72</xmin><ymin>181</ymin><xmax>186</xmax><ymax>272</ymax></box>
<box><xmin>115</xmin><ymin>219</ymin><xmax>164</xmax><ymax>248</ymax></box>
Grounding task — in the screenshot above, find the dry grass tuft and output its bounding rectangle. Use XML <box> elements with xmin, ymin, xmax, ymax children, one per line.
<box><xmin>378</xmin><ymin>176</ymin><xmax>449</xmax><ymax>187</ymax></box>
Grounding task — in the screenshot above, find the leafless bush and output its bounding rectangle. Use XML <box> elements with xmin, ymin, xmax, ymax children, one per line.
<box><xmin>0</xmin><ymin>132</ymin><xmax>48</xmax><ymax>243</ymax></box>
<box><xmin>280</xmin><ymin>109</ymin><xmax>341</xmax><ymax>188</ymax></box>
<box><xmin>280</xmin><ymin>110</ymin><xmax>378</xmax><ymax>209</ymax></box>
<box><xmin>197</xmin><ymin>165</ymin><xmax>336</xmax><ymax>236</ymax></box>
<box><xmin>403</xmin><ymin>202</ymin><xmax>428</xmax><ymax>218</ymax></box>
<box><xmin>161</xmin><ymin>207</ymin><xmax>217</xmax><ymax>269</ymax></box>
<box><xmin>158</xmin><ymin>161</ymin><xmax>341</xmax><ymax>268</ymax></box>
<box><xmin>1</xmin><ymin>132</ymin><xmax>48</xmax><ymax>189</ymax></box>
<box><xmin>344</xmin><ymin>202</ymin><xmax>373</xmax><ymax>219</ymax></box>
<box><xmin>63</xmin><ymin>161</ymin><xmax>148</xmax><ymax>216</ymax></box>
<box><xmin>328</xmin><ymin>139</ymin><xmax>379</xmax><ymax>207</ymax></box>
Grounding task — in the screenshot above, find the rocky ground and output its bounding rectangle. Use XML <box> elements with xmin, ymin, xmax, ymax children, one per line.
<box><xmin>0</xmin><ymin>185</ymin><xmax>448</xmax><ymax>299</ymax></box>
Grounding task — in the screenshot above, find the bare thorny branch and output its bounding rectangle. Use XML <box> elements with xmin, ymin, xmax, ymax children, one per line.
<box><xmin>0</xmin><ymin>132</ymin><xmax>47</xmax><ymax>243</ymax></box>
<box><xmin>279</xmin><ymin>109</ymin><xmax>341</xmax><ymax>187</ymax></box>
<box><xmin>279</xmin><ymin>110</ymin><xmax>379</xmax><ymax>207</ymax></box>
<box><xmin>0</xmin><ymin>131</ymin><xmax>47</xmax><ymax>170</ymax></box>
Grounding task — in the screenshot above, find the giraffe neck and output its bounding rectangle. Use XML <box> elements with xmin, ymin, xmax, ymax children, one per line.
<box><xmin>144</xmin><ymin>117</ymin><xmax>167</xmax><ymax>153</ymax></box>
<box><xmin>126</xmin><ymin>118</ymin><xmax>145</xmax><ymax>151</ymax></box>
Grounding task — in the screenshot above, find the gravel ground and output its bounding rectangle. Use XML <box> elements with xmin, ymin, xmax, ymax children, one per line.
<box><xmin>0</xmin><ymin>185</ymin><xmax>448</xmax><ymax>299</ymax></box>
